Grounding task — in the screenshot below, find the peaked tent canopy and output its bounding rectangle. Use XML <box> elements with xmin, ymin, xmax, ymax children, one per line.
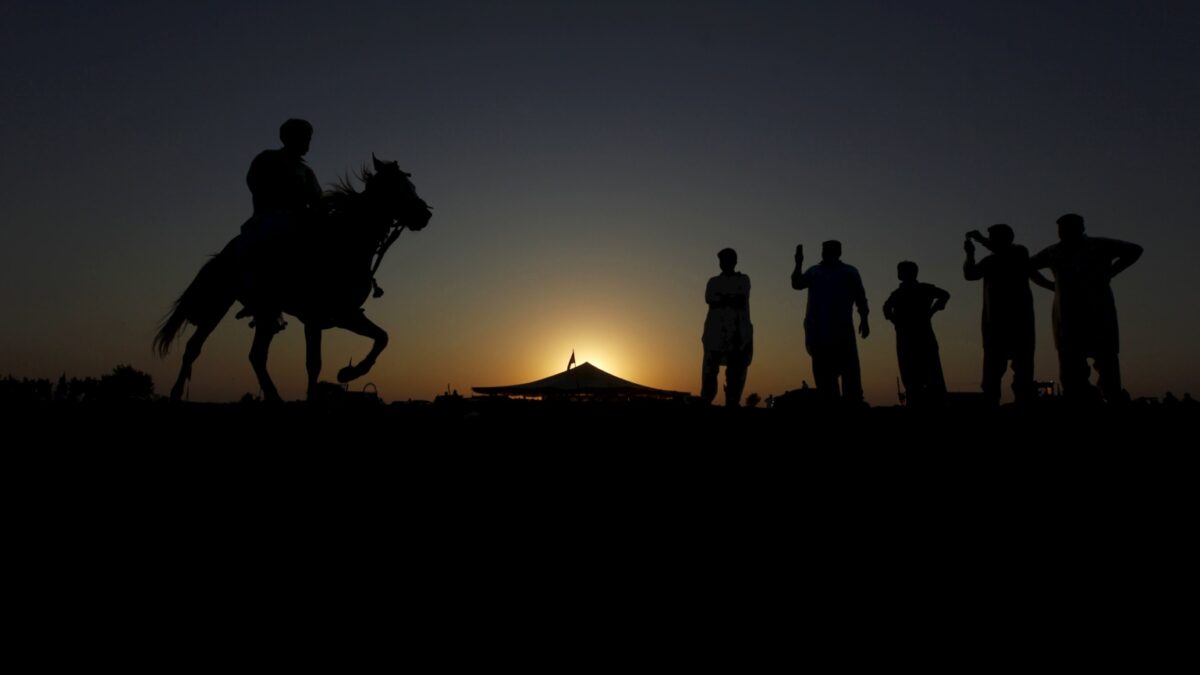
<box><xmin>473</xmin><ymin>362</ymin><xmax>689</xmax><ymax>400</ymax></box>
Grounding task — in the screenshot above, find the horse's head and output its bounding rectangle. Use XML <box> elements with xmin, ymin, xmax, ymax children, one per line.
<box><xmin>366</xmin><ymin>154</ymin><xmax>432</xmax><ymax>232</ymax></box>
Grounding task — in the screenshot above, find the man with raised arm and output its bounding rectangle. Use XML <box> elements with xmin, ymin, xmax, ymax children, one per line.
<box><xmin>791</xmin><ymin>240</ymin><xmax>870</xmax><ymax>403</ymax></box>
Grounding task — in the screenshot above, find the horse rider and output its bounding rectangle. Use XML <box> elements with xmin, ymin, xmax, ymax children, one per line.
<box><xmin>237</xmin><ymin>119</ymin><xmax>322</xmax><ymax>328</ymax></box>
<box><xmin>244</xmin><ymin>118</ymin><xmax>322</xmax><ymax>232</ymax></box>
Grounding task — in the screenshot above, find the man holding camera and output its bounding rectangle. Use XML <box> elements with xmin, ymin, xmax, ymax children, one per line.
<box><xmin>963</xmin><ymin>224</ymin><xmax>1053</xmax><ymax>405</ymax></box>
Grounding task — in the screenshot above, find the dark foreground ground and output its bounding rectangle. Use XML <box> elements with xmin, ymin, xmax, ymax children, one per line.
<box><xmin>11</xmin><ymin>396</ymin><xmax>1195</xmax><ymax>484</ymax></box>
<box><xmin>14</xmin><ymin>393</ymin><xmax>1196</xmax><ymax>445</ymax></box>
<box><xmin>14</xmin><ymin>396</ymin><xmax>1194</xmax><ymax>549</ymax></box>
<box><xmin>15</xmin><ymin>396</ymin><xmax>1192</xmax><ymax>532</ymax></box>
<box><xmin>4</xmin><ymin>398</ymin><xmax>1195</xmax><ymax>653</ymax></box>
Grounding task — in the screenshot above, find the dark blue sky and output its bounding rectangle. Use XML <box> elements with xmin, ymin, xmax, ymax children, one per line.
<box><xmin>2</xmin><ymin>1</ymin><xmax>1197</xmax><ymax>402</ymax></box>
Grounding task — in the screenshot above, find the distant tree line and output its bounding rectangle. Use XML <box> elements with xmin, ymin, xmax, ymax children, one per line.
<box><xmin>0</xmin><ymin>365</ymin><xmax>155</xmax><ymax>404</ymax></box>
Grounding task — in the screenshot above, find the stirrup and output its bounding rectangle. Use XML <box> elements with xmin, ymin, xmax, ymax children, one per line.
<box><xmin>252</xmin><ymin>314</ymin><xmax>287</xmax><ymax>332</ymax></box>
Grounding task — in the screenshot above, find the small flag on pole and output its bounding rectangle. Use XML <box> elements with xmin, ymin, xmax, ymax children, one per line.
<box><xmin>568</xmin><ymin>350</ymin><xmax>576</xmax><ymax>370</ymax></box>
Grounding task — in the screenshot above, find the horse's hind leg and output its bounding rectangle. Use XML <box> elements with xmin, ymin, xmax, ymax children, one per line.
<box><xmin>305</xmin><ymin>323</ymin><xmax>322</xmax><ymax>400</ymax></box>
<box><xmin>249</xmin><ymin>320</ymin><xmax>283</xmax><ymax>402</ymax></box>
<box><xmin>335</xmin><ymin>312</ymin><xmax>388</xmax><ymax>383</ymax></box>
<box><xmin>169</xmin><ymin>322</ymin><xmax>216</xmax><ymax>402</ymax></box>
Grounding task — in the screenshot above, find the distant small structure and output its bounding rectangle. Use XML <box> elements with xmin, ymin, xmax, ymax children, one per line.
<box><xmin>434</xmin><ymin>385</ymin><xmax>464</xmax><ymax>406</ymax></box>
<box><xmin>473</xmin><ymin>362</ymin><xmax>688</xmax><ymax>401</ymax></box>
<box><xmin>771</xmin><ymin>381</ymin><xmax>822</xmax><ymax>410</ymax></box>
<box><xmin>310</xmin><ymin>380</ymin><xmax>381</xmax><ymax>405</ymax></box>
<box><xmin>352</xmin><ymin>382</ymin><xmax>382</xmax><ymax>405</ymax></box>
<box><xmin>1034</xmin><ymin>380</ymin><xmax>1060</xmax><ymax>398</ymax></box>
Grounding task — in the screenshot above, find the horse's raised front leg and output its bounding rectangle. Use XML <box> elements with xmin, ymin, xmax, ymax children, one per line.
<box><xmin>335</xmin><ymin>311</ymin><xmax>388</xmax><ymax>383</ymax></box>
<box><xmin>305</xmin><ymin>323</ymin><xmax>322</xmax><ymax>400</ymax></box>
<box><xmin>249</xmin><ymin>320</ymin><xmax>283</xmax><ymax>402</ymax></box>
<box><xmin>169</xmin><ymin>322</ymin><xmax>216</xmax><ymax>402</ymax></box>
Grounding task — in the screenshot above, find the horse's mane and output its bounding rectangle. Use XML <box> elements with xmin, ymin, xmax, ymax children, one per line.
<box><xmin>323</xmin><ymin>165</ymin><xmax>375</xmax><ymax>213</ymax></box>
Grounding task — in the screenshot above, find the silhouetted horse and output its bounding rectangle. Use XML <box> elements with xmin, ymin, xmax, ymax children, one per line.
<box><xmin>155</xmin><ymin>156</ymin><xmax>432</xmax><ymax>401</ymax></box>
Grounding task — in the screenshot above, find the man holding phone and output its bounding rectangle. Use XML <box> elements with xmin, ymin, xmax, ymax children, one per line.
<box><xmin>791</xmin><ymin>240</ymin><xmax>870</xmax><ymax>404</ymax></box>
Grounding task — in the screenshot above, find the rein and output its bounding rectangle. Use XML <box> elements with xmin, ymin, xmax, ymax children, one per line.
<box><xmin>370</xmin><ymin>222</ymin><xmax>406</xmax><ymax>298</ymax></box>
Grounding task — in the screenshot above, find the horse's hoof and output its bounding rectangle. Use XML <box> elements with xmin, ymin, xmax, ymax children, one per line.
<box><xmin>337</xmin><ymin>365</ymin><xmax>358</xmax><ymax>383</ymax></box>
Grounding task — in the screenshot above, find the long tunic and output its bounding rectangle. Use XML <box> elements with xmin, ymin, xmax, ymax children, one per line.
<box><xmin>247</xmin><ymin>149</ymin><xmax>321</xmax><ymax>217</ymax></box>
<box><xmin>964</xmin><ymin>245</ymin><xmax>1035</xmax><ymax>356</ymax></box>
<box><xmin>1030</xmin><ymin>236</ymin><xmax>1141</xmax><ymax>355</ymax></box>
<box><xmin>883</xmin><ymin>281</ymin><xmax>949</xmax><ymax>351</ymax></box>
<box><xmin>703</xmin><ymin>273</ymin><xmax>753</xmax><ymax>354</ymax></box>
<box><xmin>797</xmin><ymin>262</ymin><xmax>868</xmax><ymax>351</ymax></box>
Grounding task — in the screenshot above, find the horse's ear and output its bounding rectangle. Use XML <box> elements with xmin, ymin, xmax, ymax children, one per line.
<box><xmin>373</xmin><ymin>153</ymin><xmax>401</xmax><ymax>173</ymax></box>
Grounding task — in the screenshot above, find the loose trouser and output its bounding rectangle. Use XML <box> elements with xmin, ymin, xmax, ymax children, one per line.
<box><xmin>701</xmin><ymin>348</ymin><xmax>752</xmax><ymax>406</ymax></box>
<box><xmin>808</xmin><ymin>341</ymin><xmax>862</xmax><ymax>402</ymax></box>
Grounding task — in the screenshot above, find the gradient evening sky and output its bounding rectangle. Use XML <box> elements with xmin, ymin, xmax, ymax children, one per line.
<box><xmin>2</xmin><ymin>1</ymin><xmax>1198</xmax><ymax>404</ymax></box>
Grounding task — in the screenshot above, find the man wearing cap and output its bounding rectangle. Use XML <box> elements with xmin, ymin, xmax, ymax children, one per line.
<box><xmin>1030</xmin><ymin>214</ymin><xmax>1142</xmax><ymax>403</ymax></box>
<box><xmin>884</xmin><ymin>260</ymin><xmax>950</xmax><ymax>407</ymax></box>
<box><xmin>237</xmin><ymin>118</ymin><xmax>323</xmax><ymax>328</ymax></box>
<box><xmin>791</xmin><ymin>240</ymin><xmax>870</xmax><ymax>403</ymax></box>
<box><xmin>701</xmin><ymin>248</ymin><xmax>753</xmax><ymax>407</ymax></box>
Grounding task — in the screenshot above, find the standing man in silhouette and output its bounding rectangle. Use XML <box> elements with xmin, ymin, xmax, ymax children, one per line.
<box><xmin>701</xmin><ymin>248</ymin><xmax>753</xmax><ymax>407</ymax></box>
<box><xmin>963</xmin><ymin>224</ymin><xmax>1053</xmax><ymax>405</ymax></box>
<box><xmin>792</xmin><ymin>241</ymin><xmax>870</xmax><ymax>403</ymax></box>
<box><xmin>1030</xmin><ymin>213</ymin><xmax>1143</xmax><ymax>403</ymax></box>
<box><xmin>883</xmin><ymin>261</ymin><xmax>949</xmax><ymax>406</ymax></box>
<box><xmin>238</xmin><ymin>119</ymin><xmax>322</xmax><ymax>327</ymax></box>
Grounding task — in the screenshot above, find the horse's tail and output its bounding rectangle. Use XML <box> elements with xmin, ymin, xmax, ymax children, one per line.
<box><xmin>155</xmin><ymin>250</ymin><xmax>237</xmax><ymax>357</ymax></box>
